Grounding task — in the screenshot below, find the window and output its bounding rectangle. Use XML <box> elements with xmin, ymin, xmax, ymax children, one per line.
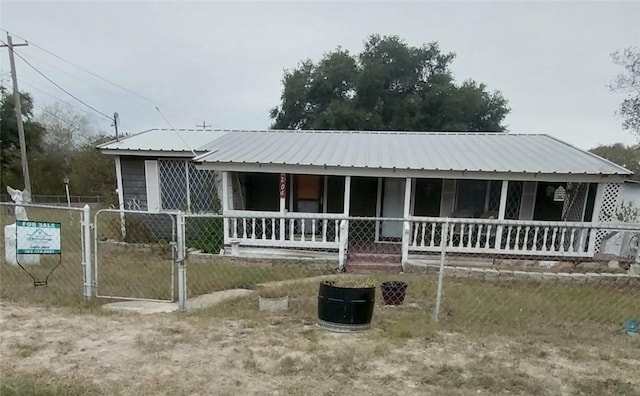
<box><xmin>455</xmin><ymin>180</ymin><xmax>488</xmax><ymax>218</ymax></box>
<box><xmin>158</xmin><ymin>159</ymin><xmax>218</xmax><ymax>212</ymax></box>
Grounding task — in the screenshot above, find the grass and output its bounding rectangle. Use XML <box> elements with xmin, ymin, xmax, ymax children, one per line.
<box><xmin>0</xmin><ymin>369</ymin><xmax>102</xmax><ymax>396</ymax></box>
<box><xmin>192</xmin><ymin>272</ymin><xmax>640</xmax><ymax>345</ymax></box>
<box><xmin>3</xmin><ymin>206</ymin><xmax>640</xmax><ymax>348</ymax></box>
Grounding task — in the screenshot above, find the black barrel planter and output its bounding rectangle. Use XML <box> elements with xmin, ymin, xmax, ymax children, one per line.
<box><xmin>317</xmin><ymin>280</ymin><xmax>376</xmax><ymax>332</ymax></box>
<box><xmin>380</xmin><ymin>281</ymin><xmax>408</xmax><ymax>306</ymax></box>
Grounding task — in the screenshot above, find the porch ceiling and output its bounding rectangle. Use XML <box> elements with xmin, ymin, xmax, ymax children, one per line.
<box><xmin>193</xmin><ymin>130</ymin><xmax>632</xmax><ymax>178</ymax></box>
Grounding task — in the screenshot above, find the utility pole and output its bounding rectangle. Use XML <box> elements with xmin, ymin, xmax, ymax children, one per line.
<box><xmin>113</xmin><ymin>112</ymin><xmax>120</xmax><ymax>141</ymax></box>
<box><xmin>1</xmin><ymin>34</ymin><xmax>31</xmax><ymax>193</ymax></box>
<box><xmin>196</xmin><ymin>121</ymin><xmax>211</xmax><ymax>129</ymax></box>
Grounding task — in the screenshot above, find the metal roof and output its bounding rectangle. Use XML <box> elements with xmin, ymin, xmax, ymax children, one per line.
<box><xmin>193</xmin><ymin>130</ymin><xmax>632</xmax><ymax>175</ymax></box>
<box><xmin>97</xmin><ymin>128</ymin><xmax>227</xmax><ymax>154</ymax></box>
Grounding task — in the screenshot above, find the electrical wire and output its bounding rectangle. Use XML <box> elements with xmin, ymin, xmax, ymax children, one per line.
<box><xmin>4</xmin><ymin>44</ymin><xmax>113</xmax><ymax>122</ymax></box>
<box><xmin>0</xmin><ymin>28</ymin><xmax>218</xmax><ymax>127</ymax></box>
<box><xmin>19</xmin><ymin>79</ymin><xmax>136</xmax><ymax>132</ymax></box>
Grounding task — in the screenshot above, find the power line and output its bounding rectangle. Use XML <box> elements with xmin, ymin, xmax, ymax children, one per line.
<box><xmin>0</xmin><ymin>27</ymin><xmax>217</xmax><ymax>127</ymax></box>
<box><xmin>2</xmin><ymin>43</ymin><xmax>113</xmax><ymax>122</ymax></box>
<box><xmin>19</xmin><ymin>79</ymin><xmax>136</xmax><ymax>132</ymax></box>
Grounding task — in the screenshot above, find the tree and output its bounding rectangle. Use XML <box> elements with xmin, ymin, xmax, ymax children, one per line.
<box><xmin>590</xmin><ymin>143</ymin><xmax>640</xmax><ymax>180</ymax></box>
<box><xmin>610</xmin><ymin>47</ymin><xmax>640</xmax><ymax>140</ymax></box>
<box><xmin>0</xmin><ymin>86</ymin><xmax>45</xmax><ymax>193</ymax></box>
<box><xmin>68</xmin><ymin>136</ymin><xmax>116</xmax><ymax>203</ymax></box>
<box><xmin>32</xmin><ymin>103</ymin><xmax>102</xmax><ymax>194</ymax></box>
<box><xmin>270</xmin><ymin>35</ymin><xmax>510</xmax><ymax>131</ymax></box>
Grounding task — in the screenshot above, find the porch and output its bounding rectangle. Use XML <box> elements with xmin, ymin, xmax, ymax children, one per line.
<box><xmin>219</xmin><ymin>172</ymin><xmax>610</xmax><ymax>269</ymax></box>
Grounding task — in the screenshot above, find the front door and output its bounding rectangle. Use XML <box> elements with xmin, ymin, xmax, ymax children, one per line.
<box><xmin>380</xmin><ymin>178</ymin><xmax>405</xmax><ymax>239</ymax></box>
<box><xmin>295</xmin><ymin>175</ymin><xmax>321</xmax><ymax>213</ymax></box>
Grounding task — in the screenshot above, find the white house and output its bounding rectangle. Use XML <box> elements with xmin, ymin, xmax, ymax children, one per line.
<box><xmin>99</xmin><ymin>129</ymin><xmax>635</xmax><ymax>269</ymax></box>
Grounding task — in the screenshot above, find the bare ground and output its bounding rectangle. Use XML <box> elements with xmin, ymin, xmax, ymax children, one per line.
<box><xmin>1</xmin><ymin>301</ymin><xmax>639</xmax><ymax>396</ymax></box>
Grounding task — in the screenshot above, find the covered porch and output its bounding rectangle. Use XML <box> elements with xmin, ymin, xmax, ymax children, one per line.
<box><xmin>218</xmin><ymin>171</ymin><xmax>608</xmax><ymax>268</ymax></box>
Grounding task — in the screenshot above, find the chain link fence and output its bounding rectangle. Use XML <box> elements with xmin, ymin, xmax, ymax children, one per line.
<box><xmin>2</xmin><ymin>203</ymin><xmax>638</xmax><ymax>341</ymax></box>
<box><xmin>94</xmin><ymin>209</ymin><xmax>177</xmax><ymax>301</ymax></box>
<box><xmin>0</xmin><ymin>202</ymin><xmax>90</xmax><ymax>305</ymax></box>
<box><xmin>403</xmin><ymin>218</ymin><xmax>640</xmax><ymax>339</ymax></box>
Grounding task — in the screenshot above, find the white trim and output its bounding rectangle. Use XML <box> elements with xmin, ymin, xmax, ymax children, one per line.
<box><xmin>403</xmin><ymin>177</ymin><xmax>412</xmax><ymax>217</ymax></box>
<box><xmin>222</xmin><ymin>172</ymin><xmax>230</xmax><ymax>244</ymax></box>
<box><xmin>497</xmin><ymin>181</ymin><xmax>509</xmax><ymax>220</ymax></box>
<box><xmin>101</xmin><ymin>150</ymin><xmax>205</xmax><ymax>157</ymax></box>
<box><xmin>343</xmin><ymin>176</ymin><xmax>351</xmax><ymax>216</ymax></box>
<box><xmin>114</xmin><ymin>156</ymin><xmax>125</xmax><ymax>212</ymax></box>
<box><xmin>144</xmin><ymin>160</ymin><xmax>160</xmax><ymax>212</ymax></box>
<box><xmin>114</xmin><ymin>155</ymin><xmax>126</xmax><ymax>239</ymax></box>
<box><xmin>519</xmin><ymin>182</ymin><xmax>538</xmax><ymax>220</ymax></box>
<box><xmin>195</xmin><ymin>162</ymin><xmax>627</xmax><ymax>183</ymax></box>
<box><xmin>591</xmin><ymin>183</ymin><xmax>606</xmax><ymax>222</ymax></box>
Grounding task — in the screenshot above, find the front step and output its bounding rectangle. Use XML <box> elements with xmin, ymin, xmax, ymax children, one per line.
<box><xmin>346</xmin><ymin>253</ymin><xmax>403</xmax><ymax>273</ymax></box>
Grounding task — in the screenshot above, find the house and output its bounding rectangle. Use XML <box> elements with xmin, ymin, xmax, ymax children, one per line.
<box><xmin>99</xmin><ymin>129</ymin><xmax>634</xmax><ymax>269</ymax></box>
<box><xmin>97</xmin><ymin>128</ymin><xmax>226</xmax><ymax>213</ymax></box>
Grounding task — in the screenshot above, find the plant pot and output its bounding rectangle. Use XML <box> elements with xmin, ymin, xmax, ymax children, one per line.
<box><xmin>380</xmin><ymin>281</ymin><xmax>408</xmax><ymax>305</ymax></box>
<box><xmin>317</xmin><ymin>280</ymin><xmax>375</xmax><ymax>332</ymax></box>
<box><xmin>258</xmin><ymin>295</ymin><xmax>289</xmax><ymax>312</ymax></box>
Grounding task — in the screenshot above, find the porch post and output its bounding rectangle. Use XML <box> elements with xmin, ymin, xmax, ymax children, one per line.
<box><xmin>279</xmin><ymin>174</ymin><xmax>286</xmax><ymax>241</ymax></box>
<box><xmin>587</xmin><ymin>183</ymin><xmax>607</xmax><ymax>255</ymax></box>
<box><xmin>222</xmin><ymin>171</ymin><xmax>230</xmax><ymax>244</ymax></box>
<box><xmin>495</xmin><ymin>180</ymin><xmax>509</xmax><ymax>249</ymax></box>
<box><xmin>401</xmin><ymin>177</ymin><xmax>412</xmax><ymax>267</ymax></box>
<box><xmin>338</xmin><ymin>176</ymin><xmax>351</xmax><ymax>270</ymax></box>
<box><xmin>114</xmin><ymin>155</ymin><xmax>126</xmax><ymax>240</ymax></box>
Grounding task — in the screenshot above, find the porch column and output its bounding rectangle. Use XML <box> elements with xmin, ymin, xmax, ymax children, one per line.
<box><xmin>495</xmin><ymin>180</ymin><xmax>509</xmax><ymax>249</ymax></box>
<box><xmin>338</xmin><ymin>176</ymin><xmax>351</xmax><ymax>270</ymax></box>
<box><xmin>279</xmin><ymin>174</ymin><xmax>286</xmax><ymax>241</ymax></box>
<box><xmin>114</xmin><ymin>156</ymin><xmax>126</xmax><ymax>240</ymax></box>
<box><xmin>401</xmin><ymin>177</ymin><xmax>412</xmax><ymax>266</ymax></box>
<box><xmin>222</xmin><ymin>171</ymin><xmax>230</xmax><ymax>244</ymax></box>
<box><xmin>587</xmin><ymin>183</ymin><xmax>607</xmax><ymax>255</ymax></box>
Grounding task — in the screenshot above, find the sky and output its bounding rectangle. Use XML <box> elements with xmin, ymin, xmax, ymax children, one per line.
<box><xmin>0</xmin><ymin>1</ymin><xmax>638</xmax><ymax>150</ymax></box>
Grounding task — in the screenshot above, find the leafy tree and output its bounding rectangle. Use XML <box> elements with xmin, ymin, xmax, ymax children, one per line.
<box><xmin>590</xmin><ymin>143</ymin><xmax>640</xmax><ymax>180</ymax></box>
<box><xmin>0</xmin><ymin>86</ymin><xmax>45</xmax><ymax>193</ymax></box>
<box><xmin>68</xmin><ymin>136</ymin><xmax>116</xmax><ymax>203</ymax></box>
<box><xmin>270</xmin><ymin>35</ymin><xmax>510</xmax><ymax>131</ymax></box>
<box><xmin>32</xmin><ymin>103</ymin><xmax>102</xmax><ymax>194</ymax></box>
<box><xmin>610</xmin><ymin>47</ymin><xmax>640</xmax><ymax>140</ymax></box>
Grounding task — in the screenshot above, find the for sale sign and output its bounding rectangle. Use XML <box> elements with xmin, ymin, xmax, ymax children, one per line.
<box><xmin>16</xmin><ymin>221</ymin><xmax>61</xmax><ymax>254</ymax></box>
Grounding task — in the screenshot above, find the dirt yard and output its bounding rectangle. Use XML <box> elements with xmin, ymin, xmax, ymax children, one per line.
<box><xmin>1</xmin><ymin>301</ymin><xmax>639</xmax><ymax>396</ymax></box>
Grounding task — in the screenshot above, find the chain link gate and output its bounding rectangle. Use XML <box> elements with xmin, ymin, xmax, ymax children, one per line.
<box><xmin>94</xmin><ymin>209</ymin><xmax>177</xmax><ymax>302</ymax></box>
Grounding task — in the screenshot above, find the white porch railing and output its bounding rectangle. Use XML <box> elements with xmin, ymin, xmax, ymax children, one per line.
<box><xmin>407</xmin><ymin>217</ymin><xmax>600</xmax><ymax>257</ymax></box>
<box><xmin>224</xmin><ymin>210</ymin><xmax>346</xmax><ymax>250</ymax></box>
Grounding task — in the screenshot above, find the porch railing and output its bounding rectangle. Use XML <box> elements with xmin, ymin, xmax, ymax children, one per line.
<box><xmin>224</xmin><ymin>210</ymin><xmax>346</xmax><ymax>250</ymax></box>
<box><xmin>407</xmin><ymin>217</ymin><xmax>600</xmax><ymax>257</ymax></box>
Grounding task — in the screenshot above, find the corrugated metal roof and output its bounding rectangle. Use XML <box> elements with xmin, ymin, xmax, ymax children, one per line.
<box><xmin>194</xmin><ymin>130</ymin><xmax>632</xmax><ymax>175</ymax></box>
<box><xmin>97</xmin><ymin>128</ymin><xmax>227</xmax><ymax>154</ymax></box>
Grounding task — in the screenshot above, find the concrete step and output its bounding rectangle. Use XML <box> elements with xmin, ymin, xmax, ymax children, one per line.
<box><xmin>347</xmin><ymin>253</ymin><xmax>401</xmax><ymax>264</ymax></box>
<box><xmin>346</xmin><ymin>261</ymin><xmax>403</xmax><ymax>274</ymax></box>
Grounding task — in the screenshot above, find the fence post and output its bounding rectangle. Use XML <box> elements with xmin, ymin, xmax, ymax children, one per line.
<box><xmin>176</xmin><ymin>212</ymin><xmax>187</xmax><ymax>311</ymax></box>
<box><xmin>338</xmin><ymin>219</ymin><xmax>348</xmax><ymax>271</ymax></box>
<box><xmin>401</xmin><ymin>221</ymin><xmax>410</xmax><ymax>269</ymax></box>
<box><xmin>81</xmin><ymin>204</ymin><xmax>93</xmax><ymax>300</ymax></box>
<box><xmin>433</xmin><ymin>219</ymin><xmax>449</xmax><ymax>322</ymax></box>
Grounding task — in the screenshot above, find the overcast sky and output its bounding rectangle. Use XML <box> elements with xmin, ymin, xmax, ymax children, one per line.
<box><xmin>1</xmin><ymin>1</ymin><xmax>638</xmax><ymax>150</ymax></box>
